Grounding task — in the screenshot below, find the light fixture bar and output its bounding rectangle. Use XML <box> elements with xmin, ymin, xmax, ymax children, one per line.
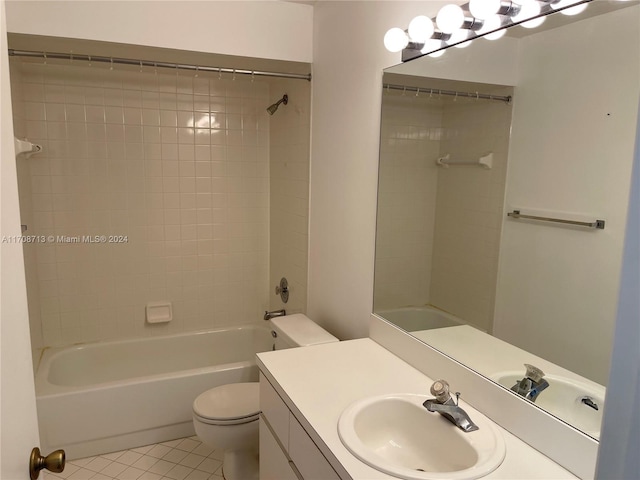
<box><xmin>384</xmin><ymin>83</ymin><xmax>512</xmax><ymax>104</ymax></box>
<box><xmin>391</xmin><ymin>0</ymin><xmax>594</xmax><ymax>62</ymax></box>
<box><xmin>8</xmin><ymin>49</ymin><xmax>312</xmax><ymax>82</ymax></box>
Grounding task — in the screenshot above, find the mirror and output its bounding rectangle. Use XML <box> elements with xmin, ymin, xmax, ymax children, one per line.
<box><xmin>374</xmin><ymin>1</ymin><xmax>640</xmax><ymax>440</ymax></box>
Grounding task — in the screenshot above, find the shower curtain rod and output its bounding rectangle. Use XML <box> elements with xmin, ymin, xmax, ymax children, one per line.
<box><xmin>8</xmin><ymin>49</ymin><xmax>312</xmax><ymax>82</ymax></box>
<box><xmin>383</xmin><ymin>83</ymin><xmax>511</xmax><ymax>104</ymax></box>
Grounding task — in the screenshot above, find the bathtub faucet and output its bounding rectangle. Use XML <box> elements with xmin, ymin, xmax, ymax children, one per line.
<box><xmin>264</xmin><ymin>309</ymin><xmax>286</xmax><ymax>321</ymax></box>
<box><xmin>423</xmin><ymin>380</ymin><xmax>479</xmax><ymax>432</ymax></box>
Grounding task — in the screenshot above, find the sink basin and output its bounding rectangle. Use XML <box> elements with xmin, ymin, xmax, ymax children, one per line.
<box><xmin>338</xmin><ymin>394</ymin><xmax>505</xmax><ymax>480</ymax></box>
<box><xmin>491</xmin><ymin>373</ymin><xmax>604</xmax><ymax>438</ymax></box>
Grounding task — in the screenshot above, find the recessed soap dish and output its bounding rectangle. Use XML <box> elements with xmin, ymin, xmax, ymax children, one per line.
<box><xmin>146</xmin><ymin>302</ymin><xmax>173</xmax><ymax>324</ymax></box>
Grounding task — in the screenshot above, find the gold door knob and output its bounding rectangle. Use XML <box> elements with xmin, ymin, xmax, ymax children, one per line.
<box><xmin>30</xmin><ymin>447</ymin><xmax>65</xmax><ymax>480</ymax></box>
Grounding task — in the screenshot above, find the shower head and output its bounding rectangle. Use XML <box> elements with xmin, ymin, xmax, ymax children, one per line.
<box><xmin>267</xmin><ymin>94</ymin><xmax>288</xmax><ymax>115</ymax></box>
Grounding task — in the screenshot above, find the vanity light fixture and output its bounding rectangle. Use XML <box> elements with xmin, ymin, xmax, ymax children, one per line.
<box><xmin>386</xmin><ymin>0</ymin><xmax>592</xmax><ymax>60</ymax></box>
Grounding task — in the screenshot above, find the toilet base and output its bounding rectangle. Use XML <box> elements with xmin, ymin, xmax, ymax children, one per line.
<box><xmin>222</xmin><ymin>448</ymin><xmax>259</xmax><ymax>480</ymax></box>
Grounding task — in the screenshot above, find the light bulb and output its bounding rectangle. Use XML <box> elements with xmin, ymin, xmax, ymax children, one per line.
<box><xmin>384</xmin><ymin>27</ymin><xmax>409</xmax><ymax>52</ymax></box>
<box><xmin>449</xmin><ymin>29</ymin><xmax>473</xmax><ymax>48</ymax></box>
<box><xmin>551</xmin><ymin>0</ymin><xmax>588</xmax><ymax>15</ymax></box>
<box><xmin>469</xmin><ymin>0</ymin><xmax>501</xmax><ymax>19</ymax></box>
<box><xmin>478</xmin><ymin>15</ymin><xmax>506</xmax><ymax>40</ymax></box>
<box><xmin>512</xmin><ymin>1</ymin><xmax>542</xmax><ymax>23</ymax></box>
<box><xmin>436</xmin><ymin>4</ymin><xmax>465</xmax><ymax>34</ymax></box>
<box><xmin>421</xmin><ymin>39</ymin><xmax>445</xmax><ymax>57</ymax></box>
<box><xmin>408</xmin><ymin>16</ymin><xmax>435</xmax><ymax>43</ymax></box>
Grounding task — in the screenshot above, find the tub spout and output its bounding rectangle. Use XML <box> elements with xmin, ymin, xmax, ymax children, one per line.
<box><xmin>264</xmin><ymin>309</ymin><xmax>286</xmax><ymax>321</ymax></box>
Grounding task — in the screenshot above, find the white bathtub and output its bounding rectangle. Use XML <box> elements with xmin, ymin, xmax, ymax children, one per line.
<box><xmin>35</xmin><ymin>325</ymin><xmax>273</xmax><ymax>459</ymax></box>
<box><xmin>376</xmin><ymin>306</ymin><xmax>467</xmax><ymax>332</ymax></box>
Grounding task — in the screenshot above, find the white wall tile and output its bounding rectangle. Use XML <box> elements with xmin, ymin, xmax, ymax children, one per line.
<box><xmin>12</xmin><ymin>61</ymin><xmax>284</xmax><ymax>348</ymax></box>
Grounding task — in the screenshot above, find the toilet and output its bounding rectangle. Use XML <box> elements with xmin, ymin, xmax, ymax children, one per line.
<box><xmin>192</xmin><ymin>314</ymin><xmax>338</xmax><ymax>480</ymax></box>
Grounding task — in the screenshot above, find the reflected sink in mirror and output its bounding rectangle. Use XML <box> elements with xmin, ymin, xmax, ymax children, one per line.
<box><xmin>338</xmin><ymin>394</ymin><xmax>505</xmax><ymax>480</ymax></box>
<box><xmin>492</xmin><ymin>373</ymin><xmax>605</xmax><ymax>438</ymax></box>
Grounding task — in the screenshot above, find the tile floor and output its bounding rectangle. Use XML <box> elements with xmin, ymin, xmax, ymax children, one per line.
<box><xmin>43</xmin><ymin>437</ymin><xmax>225</xmax><ymax>480</ymax></box>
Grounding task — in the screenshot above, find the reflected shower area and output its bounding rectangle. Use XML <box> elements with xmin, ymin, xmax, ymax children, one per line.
<box><xmin>374</xmin><ymin>75</ymin><xmax>514</xmax><ymax>334</ymax></box>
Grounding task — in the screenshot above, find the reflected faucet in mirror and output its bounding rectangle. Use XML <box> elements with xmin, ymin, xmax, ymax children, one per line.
<box><xmin>423</xmin><ymin>380</ymin><xmax>479</xmax><ymax>432</ymax></box>
<box><xmin>510</xmin><ymin>364</ymin><xmax>549</xmax><ymax>402</ymax></box>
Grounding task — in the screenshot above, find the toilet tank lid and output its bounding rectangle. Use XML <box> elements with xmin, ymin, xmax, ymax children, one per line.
<box><xmin>271</xmin><ymin>314</ymin><xmax>339</xmax><ymax>346</ymax></box>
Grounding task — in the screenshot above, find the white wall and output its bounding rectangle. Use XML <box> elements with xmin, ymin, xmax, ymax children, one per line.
<box><xmin>493</xmin><ymin>8</ymin><xmax>639</xmax><ymax>384</ymax></box>
<box><xmin>308</xmin><ymin>1</ymin><xmax>448</xmax><ymax>339</ymax></box>
<box><xmin>5</xmin><ymin>1</ymin><xmax>313</xmax><ymax>63</ymax></box>
<box><xmin>596</xmin><ymin>102</ymin><xmax>640</xmax><ymax>480</ymax></box>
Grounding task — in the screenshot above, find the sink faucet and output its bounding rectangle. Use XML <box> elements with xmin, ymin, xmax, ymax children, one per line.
<box><xmin>511</xmin><ymin>364</ymin><xmax>549</xmax><ymax>402</ymax></box>
<box><xmin>422</xmin><ymin>380</ymin><xmax>479</xmax><ymax>432</ymax></box>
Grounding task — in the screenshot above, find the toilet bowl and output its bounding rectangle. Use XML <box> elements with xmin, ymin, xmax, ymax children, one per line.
<box><xmin>193</xmin><ymin>383</ymin><xmax>260</xmax><ymax>480</ymax></box>
<box><xmin>192</xmin><ymin>314</ymin><xmax>338</xmax><ymax>480</ymax></box>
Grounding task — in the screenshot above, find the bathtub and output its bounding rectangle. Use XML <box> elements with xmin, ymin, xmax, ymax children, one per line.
<box><xmin>35</xmin><ymin>325</ymin><xmax>273</xmax><ymax>459</ymax></box>
<box><xmin>376</xmin><ymin>306</ymin><xmax>467</xmax><ymax>332</ymax></box>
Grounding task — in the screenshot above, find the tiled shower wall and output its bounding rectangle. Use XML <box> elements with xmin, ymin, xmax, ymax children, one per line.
<box><xmin>268</xmin><ymin>79</ymin><xmax>311</xmax><ymax>314</ymax></box>
<box><xmin>430</xmin><ymin>93</ymin><xmax>513</xmax><ymax>332</ymax></box>
<box><xmin>10</xmin><ymin>57</ymin><xmax>310</xmax><ymax>349</ymax></box>
<box><xmin>374</xmin><ymin>93</ymin><xmax>443</xmax><ymax>309</ymax></box>
<box><xmin>374</xmin><ymin>88</ymin><xmax>512</xmax><ymax>333</ymax></box>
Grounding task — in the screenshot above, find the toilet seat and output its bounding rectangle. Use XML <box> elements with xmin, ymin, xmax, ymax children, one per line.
<box><xmin>193</xmin><ymin>382</ymin><xmax>260</xmax><ymax>425</ymax></box>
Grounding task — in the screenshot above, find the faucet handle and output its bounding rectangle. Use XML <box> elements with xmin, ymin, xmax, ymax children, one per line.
<box><xmin>430</xmin><ymin>380</ymin><xmax>452</xmax><ymax>403</ymax></box>
<box><xmin>524</xmin><ymin>364</ymin><xmax>545</xmax><ymax>383</ymax></box>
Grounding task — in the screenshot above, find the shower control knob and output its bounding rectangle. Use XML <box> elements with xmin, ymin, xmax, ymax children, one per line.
<box><xmin>275</xmin><ymin>277</ymin><xmax>289</xmax><ymax>303</ymax></box>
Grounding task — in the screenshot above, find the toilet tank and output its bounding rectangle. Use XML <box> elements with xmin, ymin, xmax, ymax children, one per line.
<box><xmin>270</xmin><ymin>314</ymin><xmax>339</xmax><ymax>350</ymax></box>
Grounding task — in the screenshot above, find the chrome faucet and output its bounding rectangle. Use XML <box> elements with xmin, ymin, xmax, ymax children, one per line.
<box><xmin>264</xmin><ymin>309</ymin><xmax>286</xmax><ymax>321</ymax></box>
<box><xmin>511</xmin><ymin>364</ymin><xmax>549</xmax><ymax>402</ymax></box>
<box><xmin>422</xmin><ymin>380</ymin><xmax>479</xmax><ymax>432</ymax></box>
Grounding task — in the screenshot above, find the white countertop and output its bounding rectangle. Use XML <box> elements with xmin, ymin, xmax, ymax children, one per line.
<box><xmin>257</xmin><ymin>338</ymin><xmax>577</xmax><ymax>480</ymax></box>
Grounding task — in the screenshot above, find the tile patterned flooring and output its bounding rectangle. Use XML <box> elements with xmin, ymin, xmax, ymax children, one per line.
<box><xmin>43</xmin><ymin>437</ymin><xmax>225</xmax><ymax>480</ymax></box>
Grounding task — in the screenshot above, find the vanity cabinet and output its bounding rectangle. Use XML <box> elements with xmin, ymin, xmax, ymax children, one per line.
<box><xmin>259</xmin><ymin>373</ymin><xmax>341</xmax><ymax>480</ymax></box>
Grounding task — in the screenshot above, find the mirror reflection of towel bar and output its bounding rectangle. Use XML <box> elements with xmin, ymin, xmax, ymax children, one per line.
<box><xmin>507</xmin><ymin>210</ymin><xmax>605</xmax><ymax>230</ymax></box>
<box><xmin>436</xmin><ymin>153</ymin><xmax>493</xmax><ymax>169</ymax></box>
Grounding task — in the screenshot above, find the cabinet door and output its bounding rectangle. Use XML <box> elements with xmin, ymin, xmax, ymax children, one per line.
<box><xmin>260</xmin><ymin>374</ymin><xmax>290</xmax><ymax>446</ymax></box>
<box><xmin>259</xmin><ymin>417</ymin><xmax>299</xmax><ymax>480</ymax></box>
<box><xmin>289</xmin><ymin>415</ymin><xmax>341</xmax><ymax>480</ymax></box>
